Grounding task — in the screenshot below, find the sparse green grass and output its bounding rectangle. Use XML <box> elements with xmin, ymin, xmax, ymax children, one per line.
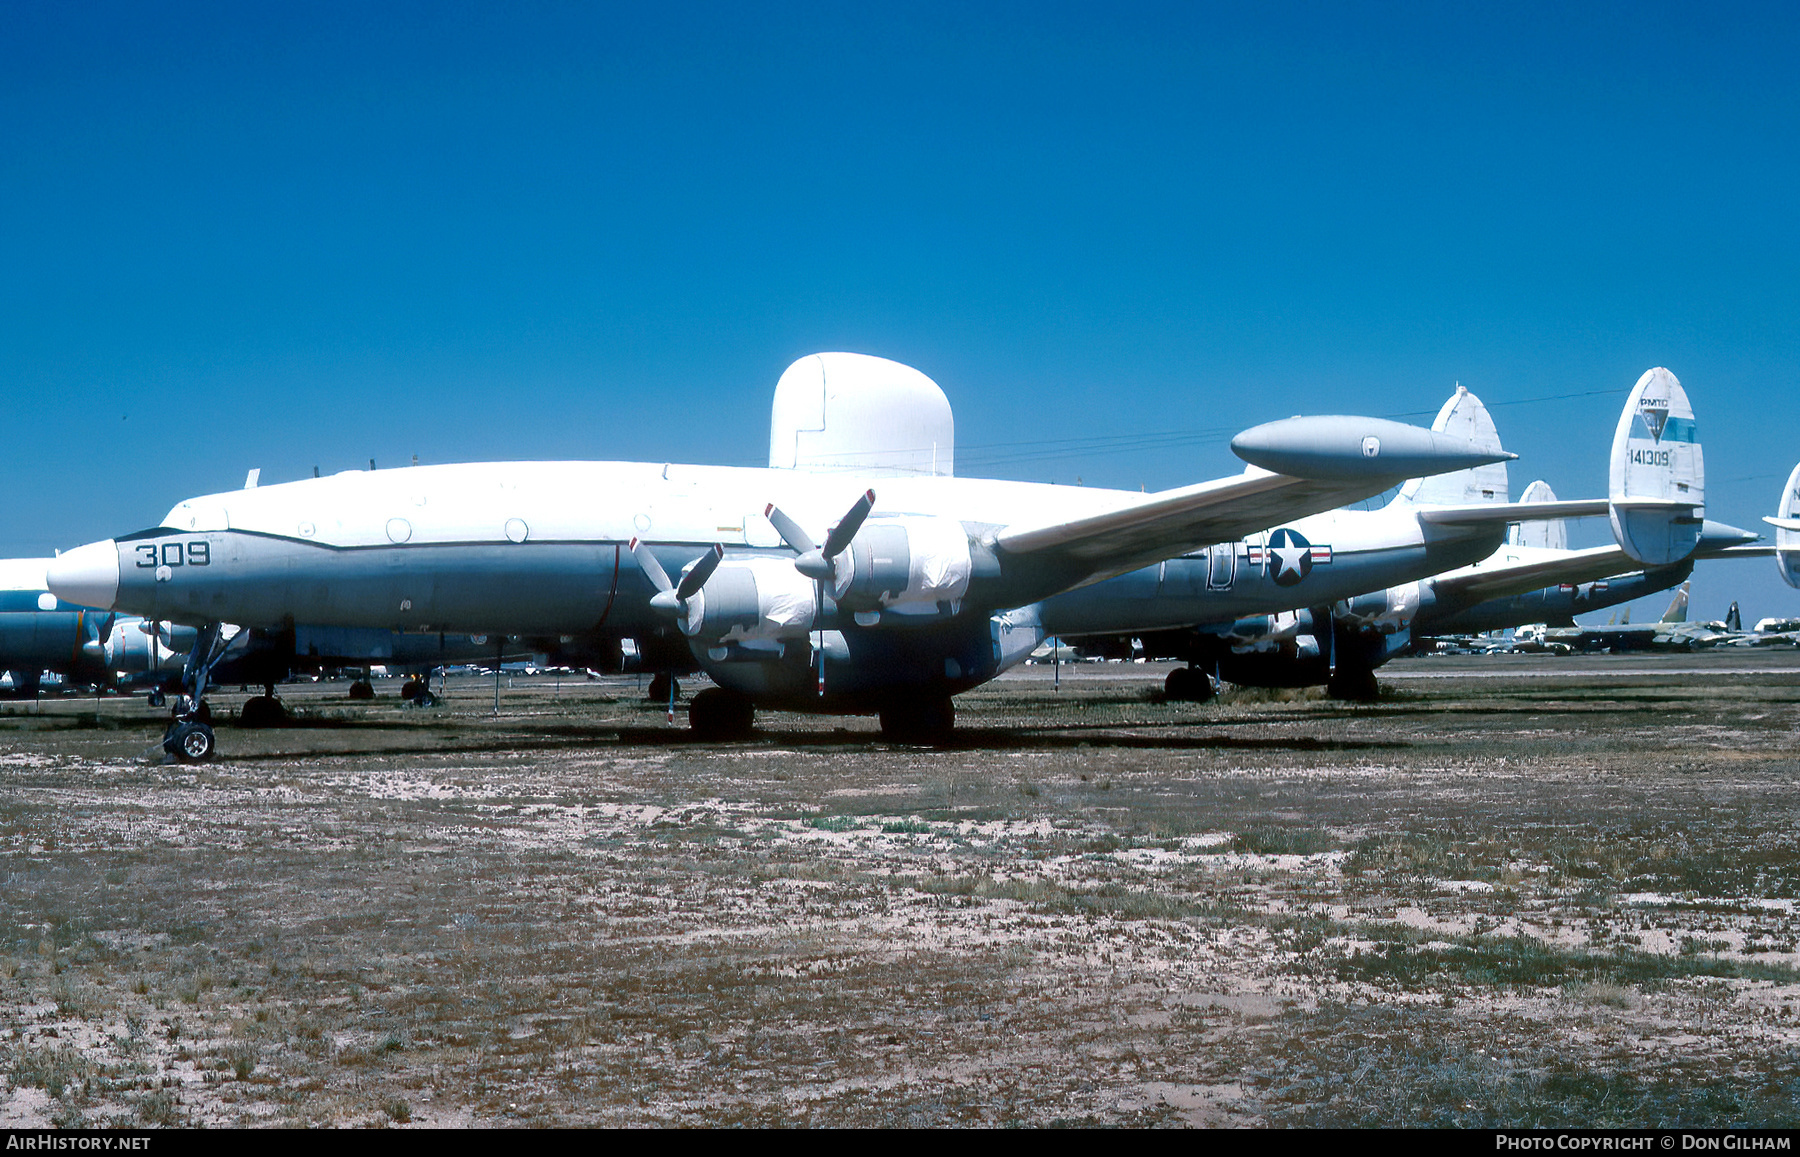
<box><xmin>1229</xmin><ymin>825</ymin><xmax>1342</xmax><ymax>856</ymax></box>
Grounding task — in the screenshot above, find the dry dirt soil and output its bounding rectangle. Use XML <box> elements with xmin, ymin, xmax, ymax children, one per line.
<box><xmin>2</xmin><ymin>652</ymin><xmax>1800</xmax><ymax>1128</ymax></box>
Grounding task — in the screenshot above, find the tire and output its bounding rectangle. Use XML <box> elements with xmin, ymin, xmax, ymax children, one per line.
<box><xmin>1327</xmin><ymin>665</ymin><xmax>1380</xmax><ymax>702</ymax></box>
<box><xmin>879</xmin><ymin>697</ymin><xmax>955</xmax><ymax>745</ymax></box>
<box><xmin>645</xmin><ymin>673</ymin><xmax>681</xmax><ymax>704</ymax></box>
<box><xmin>348</xmin><ymin>680</ymin><xmax>375</xmax><ymax>701</ymax></box>
<box><xmin>164</xmin><ymin>721</ymin><xmax>216</xmax><ymax>762</ymax></box>
<box><xmin>689</xmin><ymin>688</ymin><xmax>755</xmax><ymax>740</ymax></box>
<box><xmin>399</xmin><ymin>680</ymin><xmax>422</xmax><ymax>701</ymax></box>
<box><xmin>239</xmin><ymin>695</ymin><xmax>287</xmax><ymax>729</ymax></box>
<box><xmin>1165</xmin><ymin>667</ymin><xmax>1192</xmax><ymax>701</ymax></box>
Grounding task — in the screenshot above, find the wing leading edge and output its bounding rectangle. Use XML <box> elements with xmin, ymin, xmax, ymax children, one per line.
<box><xmin>993</xmin><ymin>415</ymin><xmax>1515</xmax><ymax>584</ymax></box>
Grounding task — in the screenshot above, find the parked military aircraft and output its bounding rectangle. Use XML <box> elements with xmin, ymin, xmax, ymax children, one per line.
<box><xmin>0</xmin><ymin>557</ymin><xmax>175</xmax><ymax>696</ymax></box>
<box><xmin>1521</xmin><ymin>580</ymin><xmax>1742</xmax><ymax>652</ymax></box>
<box><xmin>1052</xmin><ymin>368</ymin><xmax>1713</xmax><ymax>698</ymax></box>
<box><xmin>47</xmin><ymin>353</ymin><xmax>1513</xmax><ymax>758</ymax></box>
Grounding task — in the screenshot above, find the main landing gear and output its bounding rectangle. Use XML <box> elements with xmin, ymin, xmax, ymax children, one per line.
<box><xmin>239</xmin><ymin>683</ymin><xmax>290</xmax><ymax>728</ymax></box>
<box><xmin>878</xmin><ymin>696</ymin><xmax>955</xmax><ymax>745</ymax></box>
<box><xmin>1164</xmin><ymin>665</ymin><xmax>1216</xmax><ymax>703</ymax></box>
<box><xmin>689</xmin><ymin>687</ymin><xmax>755</xmax><ymax>740</ymax></box>
<box><xmin>162</xmin><ymin>623</ymin><xmax>234</xmax><ymax>763</ymax></box>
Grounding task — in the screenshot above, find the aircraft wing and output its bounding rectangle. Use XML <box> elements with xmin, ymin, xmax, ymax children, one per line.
<box><xmin>1429</xmin><ymin>544</ymin><xmax>1654</xmax><ymax>605</ymax></box>
<box><xmin>993</xmin><ymin>415</ymin><xmax>1514</xmax><ymax>584</ymax></box>
<box><xmin>1431</xmin><ymin>521</ymin><xmax>1762</xmax><ymax>605</ymax></box>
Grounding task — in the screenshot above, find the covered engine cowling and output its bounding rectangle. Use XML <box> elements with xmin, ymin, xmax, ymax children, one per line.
<box><xmin>1176</xmin><ymin>607</ymin><xmax>1332</xmax><ymax>688</ymax></box>
<box><xmin>1215</xmin><ymin>608</ymin><xmax>1324</xmax><ymax>652</ymax></box>
<box><xmin>678</xmin><ymin>557</ymin><xmax>820</xmax><ymax>643</ymax></box>
<box><xmin>831</xmin><ymin>516</ymin><xmax>972</xmax><ymax>617</ymax></box>
<box><xmin>1336</xmin><ymin>583</ymin><xmax>1423</xmax><ymax>636</ymax></box>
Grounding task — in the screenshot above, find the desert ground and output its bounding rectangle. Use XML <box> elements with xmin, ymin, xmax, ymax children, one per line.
<box><xmin>2</xmin><ymin>650</ymin><xmax>1799</xmax><ymax>1128</ymax></box>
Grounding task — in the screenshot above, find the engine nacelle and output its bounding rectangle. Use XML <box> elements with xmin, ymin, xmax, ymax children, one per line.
<box><xmin>831</xmin><ymin>516</ymin><xmax>972</xmax><ymax>617</ymax></box>
<box><xmin>1336</xmin><ymin>583</ymin><xmax>1422</xmax><ymax>635</ymax></box>
<box><xmin>1213</xmin><ymin>608</ymin><xmax>1324</xmax><ymax>652</ymax></box>
<box><xmin>680</xmin><ymin>558</ymin><xmax>818</xmax><ymax>643</ymax></box>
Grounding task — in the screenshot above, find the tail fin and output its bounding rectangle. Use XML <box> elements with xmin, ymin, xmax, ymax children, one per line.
<box><xmin>1506</xmin><ymin>480</ymin><xmax>1569</xmax><ymax>550</ymax></box>
<box><xmin>1659</xmin><ymin>581</ymin><xmax>1691</xmax><ymax>623</ymax></box>
<box><xmin>1726</xmin><ymin>601</ymin><xmax>1742</xmax><ymax>632</ymax></box>
<box><xmin>1769</xmin><ymin>461</ymin><xmax>1800</xmax><ymax>589</ymax></box>
<box><xmin>1609</xmin><ymin>367</ymin><xmax>1705</xmax><ymax>564</ymax></box>
<box><xmin>1390</xmin><ymin>386</ymin><xmax>1510</xmax><ymax>508</ymax></box>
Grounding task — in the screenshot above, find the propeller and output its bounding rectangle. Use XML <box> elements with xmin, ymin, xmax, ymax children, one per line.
<box><xmin>79</xmin><ymin>611</ymin><xmax>119</xmax><ymax>664</ymax></box>
<box><xmin>632</xmin><ymin>539</ymin><xmax>724</xmax><ymax>625</ymax></box>
<box><xmin>763</xmin><ymin>490</ymin><xmax>876</xmax><ymax>696</ymax></box>
<box><xmin>631</xmin><ymin>539</ymin><xmax>723</xmax><ymax>723</ymax></box>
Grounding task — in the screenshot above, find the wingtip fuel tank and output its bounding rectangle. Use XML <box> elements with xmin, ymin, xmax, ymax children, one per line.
<box><xmin>1230</xmin><ymin>415</ymin><xmax>1516</xmax><ymax>482</ymax></box>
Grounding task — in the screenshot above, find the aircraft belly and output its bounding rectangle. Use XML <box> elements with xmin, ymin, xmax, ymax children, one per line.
<box><xmin>1039</xmin><ymin>547</ymin><xmax>1439</xmax><ymax>637</ymax></box>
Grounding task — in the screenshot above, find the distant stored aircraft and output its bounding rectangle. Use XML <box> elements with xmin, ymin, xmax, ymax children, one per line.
<box><xmin>1052</xmin><ymin>368</ymin><xmax>1714</xmax><ymax>698</ymax></box>
<box><xmin>0</xmin><ymin>557</ymin><xmax>179</xmax><ymax>697</ymax></box>
<box><xmin>47</xmin><ymin>353</ymin><xmax>1510</xmax><ymax>758</ymax></box>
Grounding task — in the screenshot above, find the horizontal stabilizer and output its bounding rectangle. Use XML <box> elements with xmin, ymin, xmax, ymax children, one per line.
<box><xmin>1609</xmin><ymin>367</ymin><xmax>1705</xmax><ymax>565</ymax></box>
<box><xmin>1429</xmin><ymin>519</ymin><xmax>1760</xmax><ymax>606</ymax></box>
<box><xmin>1418</xmin><ymin>498</ymin><xmax>1611</xmax><ymax>527</ymax></box>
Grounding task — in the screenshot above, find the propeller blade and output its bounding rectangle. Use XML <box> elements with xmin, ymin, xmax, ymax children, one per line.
<box><xmin>675</xmin><ymin>544</ymin><xmax>725</xmax><ymax>601</ymax></box>
<box><xmin>822</xmin><ymin>490</ymin><xmax>876</xmax><ymax>559</ymax></box>
<box><xmin>630</xmin><ymin>537</ymin><xmax>674</xmax><ymax>594</ymax></box>
<box><xmin>96</xmin><ymin>613</ymin><xmax>117</xmax><ymax>646</ymax></box>
<box><xmin>764</xmin><ymin>504</ymin><xmax>817</xmax><ymax>555</ymax></box>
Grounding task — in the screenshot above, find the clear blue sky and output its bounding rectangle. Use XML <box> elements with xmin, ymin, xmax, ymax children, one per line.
<box><xmin>5</xmin><ymin>1</ymin><xmax>1796</xmax><ymax>623</ymax></box>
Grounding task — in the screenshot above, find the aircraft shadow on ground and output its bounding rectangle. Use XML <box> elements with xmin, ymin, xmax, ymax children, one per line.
<box><xmin>195</xmin><ymin>717</ymin><xmax>1414</xmax><ymax>761</ymax></box>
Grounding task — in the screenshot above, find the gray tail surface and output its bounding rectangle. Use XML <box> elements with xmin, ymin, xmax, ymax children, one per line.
<box><xmin>1506</xmin><ymin>480</ymin><xmax>1567</xmax><ymax>550</ymax></box>
<box><xmin>1389</xmin><ymin>386</ymin><xmax>1510</xmax><ymax>509</ymax></box>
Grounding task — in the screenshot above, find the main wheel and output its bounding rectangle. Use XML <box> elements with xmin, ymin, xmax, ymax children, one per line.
<box><xmin>164</xmin><ymin>721</ymin><xmax>216</xmax><ymax>762</ymax></box>
<box><xmin>1326</xmin><ymin>664</ymin><xmax>1380</xmax><ymax>702</ymax></box>
<box><xmin>1164</xmin><ymin>666</ymin><xmax>1216</xmax><ymax>703</ymax></box>
<box><xmin>645</xmin><ymin>673</ymin><xmax>681</xmax><ymax>704</ymax></box>
<box><xmin>689</xmin><ymin>687</ymin><xmax>755</xmax><ymax>740</ymax></box>
<box><xmin>879</xmin><ymin>697</ymin><xmax>955</xmax><ymax>745</ymax></box>
<box><xmin>347</xmin><ymin>680</ymin><xmax>375</xmax><ymax>700</ymax></box>
<box><xmin>239</xmin><ymin>695</ymin><xmax>288</xmax><ymax>729</ymax></box>
<box><xmin>399</xmin><ymin>680</ymin><xmax>422</xmax><ymax>701</ymax></box>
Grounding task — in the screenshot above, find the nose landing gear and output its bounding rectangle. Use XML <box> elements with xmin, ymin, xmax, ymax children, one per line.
<box><xmin>161</xmin><ymin>623</ymin><xmax>236</xmax><ymax>763</ymax></box>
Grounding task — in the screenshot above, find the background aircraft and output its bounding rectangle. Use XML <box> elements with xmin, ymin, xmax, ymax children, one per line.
<box><xmin>1058</xmin><ymin>368</ymin><xmax>1715</xmax><ymax>698</ymax></box>
<box><xmin>0</xmin><ymin>557</ymin><xmax>173</xmax><ymax>697</ymax></box>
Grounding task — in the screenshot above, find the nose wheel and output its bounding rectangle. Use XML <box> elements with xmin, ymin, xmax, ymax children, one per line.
<box><xmin>164</xmin><ymin>719</ymin><xmax>215</xmax><ymax>762</ymax></box>
<box><xmin>162</xmin><ymin>622</ymin><xmax>235</xmax><ymax>762</ymax></box>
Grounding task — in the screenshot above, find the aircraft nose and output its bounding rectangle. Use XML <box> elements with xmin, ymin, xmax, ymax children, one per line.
<box><xmin>47</xmin><ymin>540</ymin><xmax>120</xmax><ymax>610</ymax></box>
